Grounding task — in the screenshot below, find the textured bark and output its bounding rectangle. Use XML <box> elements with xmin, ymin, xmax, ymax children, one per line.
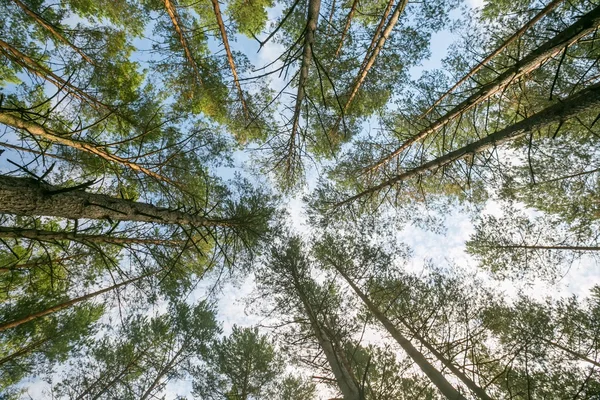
<box><xmin>338</xmin><ymin>81</ymin><xmax>600</xmax><ymax>207</ymax></box>
<box><xmin>210</xmin><ymin>0</ymin><xmax>249</xmax><ymax>118</ymax></box>
<box><xmin>0</xmin><ymin>273</ymin><xmax>149</xmax><ymax>332</ymax></box>
<box><xmin>368</xmin><ymin>5</ymin><xmax>600</xmax><ymax>172</ymax></box>
<box><xmin>420</xmin><ymin>0</ymin><xmax>564</xmax><ymax>119</ymax></box>
<box><xmin>0</xmin><ymin>111</ymin><xmax>176</xmax><ymax>186</ymax></box>
<box><xmin>0</xmin><ymin>226</ymin><xmax>183</xmax><ymax>246</ymax></box>
<box><xmin>11</xmin><ymin>0</ymin><xmax>95</xmax><ymax>65</ymax></box>
<box><xmin>333</xmin><ymin>266</ymin><xmax>468</xmax><ymax>400</ymax></box>
<box><xmin>0</xmin><ymin>175</ymin><xmax>230</xmax><ymax>227</ymax></box>
<box><xmin>163</xmin><ymin>0</ymin><xmax>204</xmax><ymax>86</ymax></box>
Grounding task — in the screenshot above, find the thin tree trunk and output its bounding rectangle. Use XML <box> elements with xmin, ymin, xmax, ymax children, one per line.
<box><xmin>537</xmin><ymin>336</ymin><xmax>600</xmax><ymax>368</ymax></box>
<box><xmin>367</xmin><ymin>5</ymin><xmax>600</xmax><ymax>172</ymax></box>
<box><xmin>336</xmin><ymin>0</ymin><xmax>407</xmax><ymax>126</ymax></box>
<box><xmin>1</xmin><ymin>254</ymin><xmax>89</xmax><ymax>272</ymax></box>
<box><xmin>0</xmin><ymin>111</ymin><xmax>177</xmax><ymax>186</ymax></box>
<box><xmin>334</xmin><ymin>0</ymin><xmax>360</xmax><ymax>58</ymax></box>
<box><xmin>210</xmin><ymin>0</ymin><xmax>249</xmax><ymax>118</ymax></box>
<box><xmin>163</xmin><ymin>0</ymin><xmax>204</xmax><ymax>86</ymax></box>
<box><xmin>0</xmin><ymin>175</ymin><xmax>231</xmax><ymax>227</ymax></box>
<box><xmin>0</xmin><ymin>273</ymin><xmax>150</xmax><ymax>332</ymax></box>
<box><xmin>0</xmin><ymin>39</ymin><xmax>104</xmax><ymax>109</ymax></box>
<box><xmin>489</xmin><ymin>244</ymin><xmax>600</xmax><ymax>251</ymax></box>
<box><xmin>0</xmin><ymin>336</ymin><xmax>52</xmax><ymax>365</ymax></box>
<box><xmin>290</xmin><ymin>267</ymin><xmax>361</xmax><ymax>400</ymax></box>
<box><xmin>139</xmin><ymin>345</ymin><xmax>186</xmax><ymax>400</ymax></box>
<box><xmin>337</xmin><ymin>81</ymin><xmax>600</xmax><ymax>207</ymax></box>
<box><xmin>290</xmin><ymin>0</ymin><xmax>322</xmax><ymax>140</ymax></box>
<box><xmin>10</xmin><ymin>0</ymin><xmax>95</xmax><ymax>65</ymax></box>
<box><xmin>420</xmin><ymin>0</ymin><xmax>564</xmax><ymax>119</ymax></box>
<box><xmin>333</xmin><ymin>265</ymin><xmax>470</xmax><ymax>400</ymax></box>
<box><xmin>0</xmin><ymin>226</ymin><xmax>184</xmax><ymax>246</ymax></box>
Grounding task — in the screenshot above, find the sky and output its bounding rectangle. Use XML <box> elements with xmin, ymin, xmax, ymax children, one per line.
<box><xmin>7</xmin><ymin>0</ymin><xmax>600</xmax><ymax>398</ymax></box>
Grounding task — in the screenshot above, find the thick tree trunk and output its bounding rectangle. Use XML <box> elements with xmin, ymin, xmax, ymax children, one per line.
<box><xmin>0</xmin><ymin>226</ymin><xmax>184</xmax><ymax>246</ymax></box>
<box><xmin>338</xmin><ymin>81</ymin><xmax>600</xmax><ymax>206</ymax></box>
<box><xmin>334</xmin><ymin>266</ymin><xmax>469</xmax><ymax>400</ymax></box>
<box><xmin>420</xmin><ymin>0</ymin><xmax>564</xmax><ymax>119</ymax></box>
<box><xmin>0</xmin><ymin>111</ymin><xmax>176</xmax><ymax>186</ymax></box>
<box><xmin>0</xmin><ymin>175</ymin><xmax>229</xmax><ymax>227</ymax></box>
<box><xmin>0</xmin><ymin>273</ymin><xmax>149</xmax><ymax>332</ymax></box>
<box><xmin>368</xmin><ymin>5</ymin><xmax>600</xmax><ymax>172</ymax></box>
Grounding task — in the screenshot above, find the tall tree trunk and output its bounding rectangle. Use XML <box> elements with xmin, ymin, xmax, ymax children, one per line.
<box><xmin>486</xmin><ymin>244</ymin><xmax>600</xmax><ymax>251</ymax></box>
<box><xmin>0</xmin><ymin>226</ymin><xmax>184</xmax><ymax>246</ymax></box>
<box><xmin>0</xmin><ymin>336</ymin><xmax>52</xmax><ymax>365</ymax></box>
<box><xmin>289</xmin><ymin>267</ymin><xmax>361</xmax><ymax>400</ymax></box>
<box><xmin>163</xmin><ymin>0</ymin><xmax>204</xmax><ymax>86</ymax></box>
<box><xmin>334</xmin><ymin>0</ymin><xmax>360</xmax><ymax>58</ymax></box>
<box><xmin>420</xmin><ymin>0</ymin><xmax>564</xmax><ymax>119</ymax></box>
<box><xmin>333</xmin><ymin>265</ymin><xmax>469</xmax><ymax>400</ymax></box>
<box><xmin>0</xmin><ymin>273</ymin><xmax>150</xmax><ymax>332</ymax></box>
<box><xmin>0</xmin><ymin>175</ymin><xmax>231</xmax><ymax>227</ymax></box>
<box><xmin>537</xmin><ymin>336</ymin><xmax>600</xmax><ymax>368</ymax></box>
<box><xmin>337</xmin><ymin>81</ymin><xmax>600</xmax><ymax>206</ymax></box>
<box><xmin>367</xmin><ymin>5</ymin><xmax>600</xmax><ymax>172</ymax></box>
<box><xmin>10</xmin><ymin>0</ymin><xmax>95</xmax><ymax>65</ymax></box>
<box><xmin>333</xmin><ymin>0</ymin><xmax>408</xmax><ymax>133</ymax></box>
<box><xmin>0</xmin><ymin>111</ymin><xmax>176</xmax><ymax>186</ymax></box>
<box><xmin>210</xmin><ymin>0</ymin><xmax>249</xmax><ymax>118</ymax></box>
<box><xmin>139</xmin><ymin>345</ymin><xmax>186</xmax><ymax>400</ymax></box>
<box><xmin>290</xmin><ymin>0</ymin><xmax>322</xmax><ymax>140</ymax></box>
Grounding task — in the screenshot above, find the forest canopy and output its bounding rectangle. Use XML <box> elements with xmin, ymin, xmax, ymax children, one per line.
<box><xmin>1</xmin><ymin>0</ymin><xmax>600</xmax><ymax>398</ymax></box>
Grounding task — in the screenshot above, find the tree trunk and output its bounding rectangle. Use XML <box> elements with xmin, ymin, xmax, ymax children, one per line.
<box><xmin>10</xmin><ymin>0</ymin><xmax>95</xmax><ymax>65</ymax></box>
<box><xmin>0</xmin><ymin>111</ymin><xmax>176</xmax><ymax>186</ymax></box>
<box><xmin>0</xmin><ymin>175</ymin><xmax>229</xmax><ymax>227</ymax></box>
<box><xmin>537</xmin><ymin>336</ymin><xmax>600</xmax><ymax>368</ymax></box>
<box><xmin>333</xmin><ymin>265</ymin><xmax>469</xmax><ymax>400</ymax></box>
<box><xmin>163</xmin><ymin>0</ymin><xmax>204</xmax><ymax>86</ymax></box>
<box><xmin>139</xmin><ymin>345</ymin><xmax>186</xmax><ymax>400</ymax></box>
<box><xmin>210</xmin><ymin>0</ymin><xmax>249</xmax><ymax>118</ymax></box>
<box><xmin>289</xmin><ymin>267</ymin><xmax>361</xmax><ymax>400</ymax></box>
<box><xmin>338</xmin><ymin>81</ymin><xmax>600</xmax><ymax>206</ymax></box>
<box><xmin>0</xmin><ymin>336</ymin><xmax>52</xmax><ymax>365</ymax></box>
<box><xmin>368</xmin><ymin>5</ymin><xmax>600</xmax><ymax>172</ymax></box>
<box><xmin>290</xmin><ymin>0</ymin><xmax>321</xmax><ymax>139</ymax></box>
<box><xmin>334</xmin><ymin>0</ymin><xmax>360</xmax><ymax>58</ymax></box>
<box><xmin>420</xmin><ymin>0</ymin><xmax>564</xmax><ymax>119</ymax></box>
<box><xmin>0</xmin><ymin>273</ymin><xmax>150</xmax><ymax>332</ymax></box>
<box><xmin>0</xmin><ymin>226</ymin><xmax>184</xmax><ymax>247</ymax></box>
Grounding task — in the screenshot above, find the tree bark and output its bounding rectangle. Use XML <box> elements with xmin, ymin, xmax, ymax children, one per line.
<box><xmin>0</xmin><ymin>336</ymin><xmax>52</xmax><ymax>365</ymax></box>
<box><xmin>0</xmin><ymin>175</ymin><xmax>230</xmax><ymax>227</ymax></box>
<box><xmin>163</xmin><ymin>0</ymin><xmax>204</xmax><ymax>86</ymax></box>
<box><xmin>333</xmin><ymin>265</ymin><xmax>470</xmax><ymax>400</ymax></box>
<box><xmin>210</xmin><ymin>0</ymin><xmax>249</xmax><ymax>118</ymax></box>
<box><xmin>337</xmin><ymin>81</ymin><xmax>600</xmax><ymax>207</ymax></box>
<box><xmin>10</xmin><ymin>0</ymin><xmax>95</xmax><ymax>65</ymax></box>
<box><xmin>334</xmin><ymin>0</ymin><xmax>359</xmax><ymax>58</ymax></box>
<box><xmin>0</xmin><ymin>273</ymin><xmax>150</xmax><ymax>332</ymax></box>
<box><xmin>0</xmin><ymin>111</ymin><xmax>176</xmax><ymax>186</ymax></box>
<box><xmin>368</xmin><ymin>4</ymin><xmax>600</xmax><ymax>172</ymax></box>
<box><xmin>289</xmin><ymin>265</ymin><xmax>361</xmax><ymax>400</ymax></box>
<box><xmin>420</xmin><ymin>0</ymin><xmax>564</xmax><ymax>119</ymax></box>
<box><xmin>0</xmin><ymin>226</ymin><xmax>184</xmax><ymax>246</ymax></box>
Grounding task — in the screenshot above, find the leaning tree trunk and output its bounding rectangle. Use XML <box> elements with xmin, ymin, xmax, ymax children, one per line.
<box><xmin>333</xmin><ymin>266</ymin><xmax>469</xmax><ymax>400</ymax></box>
<box><xmin>0</xmin><ymin>272</ymin><xmax>151</xmax><ymax>332</ymax></box>
<box><xmin>0</xmin><ymin>175</ymin><xmax>230</xmax><ymax>227</ymax></box>
<box><xmin>338</xmin><ymin>81</ymin><xmax>600</xmax><ymax>206</ymax></box>
<box><xmin>368</xmin><ymin>4</ymin><xmax>600</xmax><ymax>172</ymax></box>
